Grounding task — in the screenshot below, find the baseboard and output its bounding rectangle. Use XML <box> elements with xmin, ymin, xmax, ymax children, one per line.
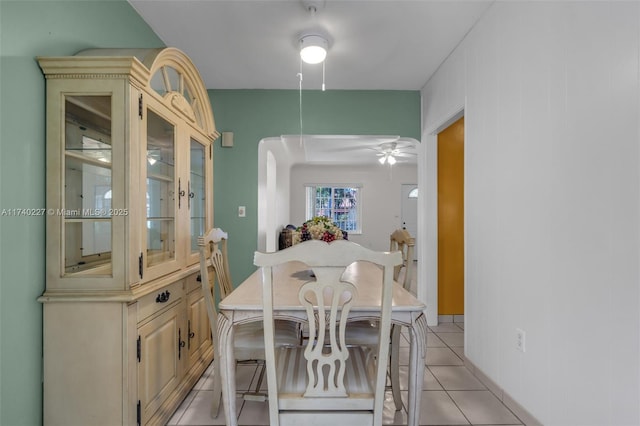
<box><xmin>463</xmin><ymin>357</ymin><xmax>543</xmax><ymax>426</ymax></box>
<box><xmin>438</xmin><ymin>314</ymin><xmax>464</xmax><ymax>323</ymax></box>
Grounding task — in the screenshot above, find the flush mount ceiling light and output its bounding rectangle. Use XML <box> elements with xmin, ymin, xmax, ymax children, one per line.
<box><xmin>296</xmin><ymin>0</ymin><xmax>329</xmax><ymax>138</ymax></box>
<box><xmin>300</xmin><ymin>34</ymin><xmax>328</xmax><ymax>64</ymax></box>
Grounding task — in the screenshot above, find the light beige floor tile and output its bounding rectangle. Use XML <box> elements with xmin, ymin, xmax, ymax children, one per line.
<box><xmin>401</xmin><ymin>329</ymin><xmax>442</xmax><ymax>348</ymax></box>
<box><xmin>448</xmin><ymin>390</ymin><xmax>521</xmax><ymax>425</ymax></box>
<box><xmin>436</xmin><ymin>332</ymin><xmax>465</xmax><ymax>347</ymax></box>
<box><xmin>438</xmin><ymin>315</ymin><xmax>454</xmax><ymax>323</ymax></box>
<box><xmin>174</xmin><ymin>322</ymin><xmax>524</xmax><ymax>426</ymax></box>
<box><xmin>167</xmin><ymin>389</ymin><xmax>197</xmax><ymax>425</ymax></box>
<box><xmin>426</xmin><ymin>347</ymin><xmax>464</xmax><ymax>366</ymax></box>
<box><xmin>427</xmin><ymin>332</ymin><xmax>447</xmax><ymax>348</ymax></box>
<box><xmin>400</xmin><ymin>337</ymin><xmax>455</xmax><ymax>365</ymax></box>
<box><xmin>429</xmin><ymin>366</ymin><xmax>486</xmax><ymax>390</ymax></box>
<box><xmin>235</xmin><ymin>392</ymin><xmax>410</xmax><ymax>425</ymax></box>
<box><xmin>237</xmin><ymin>400</ymin><xmax>270</xmax><ymax>425</ymax></box>
<box><xmin>195</xmin><ymin>368</ymin><xmax>216</xmax><ymax>391</ymax></box>
<box><xmin>177</xmin><ymin>390</ymin><xmax>242</xmax><ymax>425</ymax></box>
<box><xmin>193</xmin><ymin>363</ymin><xmax>213</xmax><ymax>391</ymax></box>
<box><xmin>402</xmin><ymin>390</ymin><xmax>469</xmax><ymax>425</ymax></box>
<box><xmin>451</xmin><ymin>346</ymin><xmax>466</xmax><ymax>361</ymax></box>
<box><xmin>399</xmin><ymin>365</ymin><xmax>443</xmax><ymax>390</ymax></box>
<box><xmin>429</xmin><ymin>323</ymin><xmax>463</xmax><ymax>333</ymax></box>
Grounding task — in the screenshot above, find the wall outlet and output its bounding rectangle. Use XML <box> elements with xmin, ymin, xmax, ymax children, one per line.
<box><xmin>238</xmin><ymin>206</ymin><xmax>246</xmax><ymax>217</ymax></box>
<box><xmin>516</xmin><ymin>328</ymin><xmax>526</xmax><ymax>352</ymax></box>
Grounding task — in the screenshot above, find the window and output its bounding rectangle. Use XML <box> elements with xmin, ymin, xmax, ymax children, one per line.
<box><xmin>306</xmin><ymin>185</ymin><xmax>361</xmax><ymax>233</ymax></box>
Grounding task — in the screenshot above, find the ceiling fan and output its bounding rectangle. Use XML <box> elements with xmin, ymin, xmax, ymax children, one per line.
<box><xmin>375</xmin><ymin>141</ymin><xmax>416</xmax><ymax>165</ymax></box>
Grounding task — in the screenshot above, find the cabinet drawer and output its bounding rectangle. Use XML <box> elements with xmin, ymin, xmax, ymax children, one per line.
<box><xmin>185</xmin><ymin>272</ymin><xmax>203</xmax><ymax>294</ymax></box>
<box><xmin>137</xmin><ymin>280</ymin><xmax>185</xmax><ymax>322</ymax></box>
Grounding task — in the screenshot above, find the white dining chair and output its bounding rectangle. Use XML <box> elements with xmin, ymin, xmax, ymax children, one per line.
<box><xmin>254</xmin><ymin>239</ymin><xmax>402</xmax><ymax>426</ymax></box>
<box><xmin>388</xmin><ymin>228</ymin><xmax>416</xmax><ymax>409</ymax></box>
<box><xmin>390</xmin><ymin>229</ymin><xmax>416</xmax><ymax>288</ymax></box>
<box><xmin>198</xmin><ymin>228</ymin><xmax>300</xmax><ymax>417</ymax></box>
<box><xmin>340</xmin><ymin>228</ymin><xmax>415</xmax><ymax>410</ymax></box>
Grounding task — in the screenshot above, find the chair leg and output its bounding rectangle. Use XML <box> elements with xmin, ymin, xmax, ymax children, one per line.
<box><xmin>211</xmin><ymin>356</ymin><xmax>223</xmax><ymax>418</ymax></box>
<box><xmin>253</xmin><ymin>360</ymin><xmax>266</xmax><ymax>393</ymax></box>
<box><xmin>211</xmin><ymin>387</ymin><xmax>222</xmax><ymax>418</ymax></box>
<box><xmin>243</xmin><ymin>360</ymin><xmax>267</xmax><ymax>402</ymax></box>
<box><xmin>390</xmin><ymin>325</ymin><xmax>403</xmax><ymax>411</ymax></box>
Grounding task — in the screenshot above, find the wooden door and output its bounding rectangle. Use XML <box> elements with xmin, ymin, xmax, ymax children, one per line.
<box><xmin>437</xmin><ymin>117</ymin><xmax>464</xmax><ymax>315</ymax></box>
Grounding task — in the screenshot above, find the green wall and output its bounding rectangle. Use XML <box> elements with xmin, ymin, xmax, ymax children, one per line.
<box><xmin>209</xmin><ymin>89</ymin><xmax>420</xmax><ymax>284</ymax></box>
<box><xmin>0</xmin><ymin>1</ymin><xmax>163</xmax><ymax>424</ymax></box>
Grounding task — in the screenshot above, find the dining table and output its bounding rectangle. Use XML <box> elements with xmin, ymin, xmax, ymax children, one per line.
<box><xmin>216</xmin><ymin>259</ymin><xmax>428</xmax><ymax>426</ymax></box>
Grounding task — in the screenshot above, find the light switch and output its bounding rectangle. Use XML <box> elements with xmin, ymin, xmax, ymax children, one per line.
<box><xmin>238</xmin><ymin>206</ymin><xmax>246</xmax><ymax>217</ymax></box>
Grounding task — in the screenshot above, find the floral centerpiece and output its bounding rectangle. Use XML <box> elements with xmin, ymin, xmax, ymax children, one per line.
<box><xmin>292</xmin><ymin>216</ymin><xmax>347</xmax><ymax>244</ymax></box>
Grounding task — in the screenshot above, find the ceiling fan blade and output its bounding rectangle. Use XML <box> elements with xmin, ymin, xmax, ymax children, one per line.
<box><xmin>395</xmin><ymin>151</ymin><xmax>417</xmax><ymax>157</ymax></box>
<box><xmin>327</xmin><ymin>145</ymin><xmax>371</xmax><ymax>153</ymax></box>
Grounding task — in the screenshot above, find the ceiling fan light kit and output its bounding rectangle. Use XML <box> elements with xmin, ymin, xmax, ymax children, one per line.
<box><xmin>379</xmin><ymin>154</ymin><xmax>397</xmax><ymax>165</ymax></box>
<box><xmin>375</xmin><ymin>141</ymin><xmax>418</xmax><ymax>166</ymax></box>
<box><xmin>299</xmin><ymin>34</ymin><xmax>328</xmax><ymax>64</ymax></box>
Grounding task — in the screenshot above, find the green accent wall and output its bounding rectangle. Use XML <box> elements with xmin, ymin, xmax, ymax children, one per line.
<box><xmin>0</xmin><ymin>1</ymin><xmax>163</xmax><ymax>424</ymax></box>
<box><xmin>209</xmin><ymin>89</ymin><xmax>420</xmax><ymax>285</ymax></box>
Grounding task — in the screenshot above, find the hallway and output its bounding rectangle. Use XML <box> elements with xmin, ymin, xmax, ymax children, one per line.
<box><xmin>168</xmin><ymin>320</ymin><xmax>524</xmax><ymax>425</ymax></box>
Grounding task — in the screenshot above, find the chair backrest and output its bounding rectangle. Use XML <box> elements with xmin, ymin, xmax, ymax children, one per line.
<box><xmin>197</xmin><ymin>228</ymin><xmax>231</xmax><ymax>353</ymax></box>
<box><xmin>389</xmin><ymin>228</ymin><xmax>415</xmax><ymax>290</ymax></box>
<box><xmin>254</xmin><ymin>240</ymin><xmax>402</xmax><ymax>425</ymax></box>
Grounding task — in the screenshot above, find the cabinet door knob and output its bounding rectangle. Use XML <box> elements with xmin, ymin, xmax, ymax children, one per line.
<box><xmin>155</xmin><ymin>291</ymin><xmax>171</xmax><ymax>303</ymax></box>
<box><xmin>178</xmin><ymin>178</ymin><xmax>186</xmax><ymax>208</ymax></box>
<box><xmin>187</xmin><ymin>180</ymin><xmax>194</xmax><ymax>209</ymax></box>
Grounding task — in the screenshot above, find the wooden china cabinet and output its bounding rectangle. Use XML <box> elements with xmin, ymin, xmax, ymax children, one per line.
<box><xmin>38</xmin><ymin>47</ymin><xmax>218</xmax><ymax>426</ymax></box>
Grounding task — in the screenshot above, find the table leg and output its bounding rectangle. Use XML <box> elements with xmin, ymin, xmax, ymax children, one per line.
<box><xmin>218</xmin><ymin>314</ymin><xmax>237</xmax><ymax>426</ymax></box>
<box><xmin>390</xmin><ymin>325</ymin><xmax>403</xmax><ymax>410</ymax></box>
<box><xmin>407</xmin><ymin>315</ymin><xmax>428</xmax><ymax>426</ymax></box>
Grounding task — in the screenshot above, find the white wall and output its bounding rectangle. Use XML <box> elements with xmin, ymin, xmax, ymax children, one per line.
<box><xmin>422</xmin><ymin>2</ymin><xmax>640</xmax><ymax>424</ymax></box>
<box><xmin>257</xmin><ymin>137</ymin><xmax>292</xmax><ymax>252</ymax></box>
<box><xmin>290</xmin><ymin>164</ymin><xmax>417</xmax><ymax>251</ymax></box>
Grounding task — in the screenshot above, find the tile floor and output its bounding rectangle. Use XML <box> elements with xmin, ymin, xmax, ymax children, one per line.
<box><xmin>167</xmin><ymin>321</ymin><xmax>525</xmax><ymax>425</ymax></box>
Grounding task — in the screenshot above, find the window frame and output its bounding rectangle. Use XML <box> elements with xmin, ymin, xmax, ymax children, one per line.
<box><xmin>305</xmin><ymin>184</ymin><xmax>362</xmax><ymax>234</ymax></box>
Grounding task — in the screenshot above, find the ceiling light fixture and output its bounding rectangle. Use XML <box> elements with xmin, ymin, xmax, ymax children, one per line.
<box><xmin>300</xmin><ymin>34</ymin><xmax>328</xmax><ymax>64</ymax></box>
<box><xmin>296</xmin><ymin>0</ymin><xmax>329</xmax><ymax>142</ymax></box>
<box><xmin>379</xmin><ymin>154</ymin><xmax>397</xmax><ymax>165</ymax></box>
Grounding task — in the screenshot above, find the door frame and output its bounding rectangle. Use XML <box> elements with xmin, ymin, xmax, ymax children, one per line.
<box><xmin>419</xmin><ymin>107</ymin><xmax>465</xmax><ymax>326</ymax></box>
<box><xmin>400</xmin><ymin>183</ymin><xmax>418</xmax><ymax>259</ymax></box>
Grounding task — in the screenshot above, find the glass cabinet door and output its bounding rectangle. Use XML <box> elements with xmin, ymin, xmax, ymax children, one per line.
<box><xmin>146</xmin><ymin>110</ymin><xmax>176</xmax><ymax>267</ymax></box>
<box><xmin>64</xmin><ymin>95</ymin><xmax>112</xmax><ymax>275</ymax></box>
<box><xmin>189</xmin><ymin>138</ymin><xmax>206</xmax><ymax>255</ymax></box>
